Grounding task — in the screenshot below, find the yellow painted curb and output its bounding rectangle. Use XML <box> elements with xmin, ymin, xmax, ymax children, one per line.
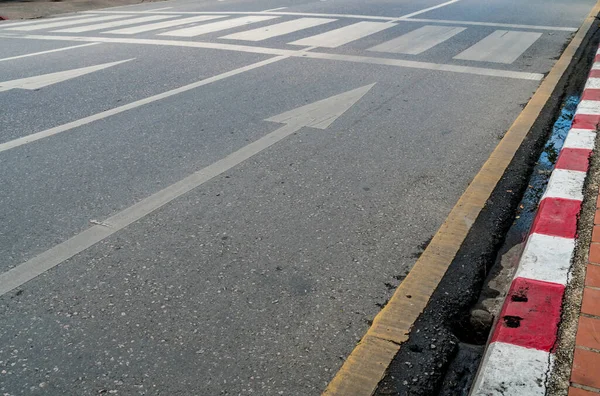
<box><xmin>323</xmin><ymin>2</ymin><xmax>600</xmax><ymax>395</ymax></box>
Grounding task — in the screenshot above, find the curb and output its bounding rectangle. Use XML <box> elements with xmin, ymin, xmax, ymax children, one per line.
<box><xmin>470</xmin><ymin>48</ymin><xmax>600</xmax><ymax>395</ymax></box>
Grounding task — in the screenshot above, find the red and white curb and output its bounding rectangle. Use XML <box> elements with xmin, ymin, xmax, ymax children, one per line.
<box><xmin>470</xmin><ymin>54</ymin><xmax>600</xmax><ymax>395</ymax></box>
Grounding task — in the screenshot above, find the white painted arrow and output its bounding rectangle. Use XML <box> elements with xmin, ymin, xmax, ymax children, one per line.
<box><xmin>266</xmin><ymin>83</ymin><xmax>376</xmax><ymax>129</ymax></box>
<box><xmin>0</xmin><ymin>83</ymin><xmax>376</xmax><ymax>296</ymax></box>
<box><xmin>0</xmin><ymin>59</ymin><xmax>134</xmax><ymax>92</ymax></box>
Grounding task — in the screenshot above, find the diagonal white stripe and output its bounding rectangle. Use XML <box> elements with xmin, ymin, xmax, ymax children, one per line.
<box><xmin>53</xmin><ymin>15</ymin><xmax>175</xmax><ymax>33</ymax></box>
<box><xmin>6</xmin><ymin>14</ymin><xmax>131</xmax><ymax>31</ymax></box>
<box><xmin>221</xmin><ymin>17</ymin><xmax>336</xmax><ymax>41</ymax></box>
<box><xmin>106</xmin><ymin>15</ymin><xmax>226</xmax><ymax>34</ymax></box>
<box><xmin>289</xmin><ymin>21</ymin><xmax>394</xmax><ymax>48</ymax></box>
<box><xmin>369</xmin><ymin>25</ymin><xmax>465</xmax><ymax>54</ymax></box>
<box><xmin>454</xmin><ymin>30</ymin><xmax>542</xmax><ymax>64</ymax></box>
<box><xmin>160</xmin><ymin>16</ymin><xmax>279</xmax><ymax>37</ymax></box>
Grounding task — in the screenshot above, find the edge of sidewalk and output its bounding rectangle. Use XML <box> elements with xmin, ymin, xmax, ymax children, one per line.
<box><xmin>469</xmin><ymin>36</ymin><xmax>600</xmax><ymax>396</ymax></box>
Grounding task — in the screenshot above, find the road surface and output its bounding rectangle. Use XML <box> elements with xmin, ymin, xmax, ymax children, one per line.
<box><xmin>0</xmin><ymin>0</ymin><xmax>596</xmax><ymax>394</ymax></box>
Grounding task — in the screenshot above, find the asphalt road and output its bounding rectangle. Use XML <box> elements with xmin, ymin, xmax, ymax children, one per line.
<box><xmin>0</xmin><ymin>0</ymin><xmax>596</xmax><ymax>394</ymax></box>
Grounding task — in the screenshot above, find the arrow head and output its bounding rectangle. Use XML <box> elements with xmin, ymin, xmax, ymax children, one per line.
<box><xmin>0</xmin><ymin>59</ymin><xmax>134</xmax><ymax>92</ymax></box>
<box><xmin>266</xmin><ymin>83</ymin><xmax>375</xmax><ymax>129</ymax></box>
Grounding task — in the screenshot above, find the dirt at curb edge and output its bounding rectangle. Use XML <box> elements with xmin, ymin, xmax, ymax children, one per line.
<box><xmin>0</xmin><ymin>0</ymin><xmax>165</xmax><ymax>20</ymax></box>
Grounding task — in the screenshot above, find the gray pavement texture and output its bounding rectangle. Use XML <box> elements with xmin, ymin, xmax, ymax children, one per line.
<box><xmin>0</xmin><ymin>0</ymin><xmax>597</xmax><ymax>394</ymax></box>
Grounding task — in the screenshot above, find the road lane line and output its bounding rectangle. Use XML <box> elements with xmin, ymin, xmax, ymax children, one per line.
<box><xmin>0</xmin><ymin>42</ymin><xmax>100</xmax><ymax>62</ymax></box>
<box><xmin>0</xmin><ymin>34</ymin><xmax>544</xmax><ymax>80</ymax></box>
<box><xmin>160</xmin><ymin>15</ymin><xmax>279</xmax><ymax>37</ymax></box>
<box><xmin>368</xmin><ymin>25</ymin><xmax>466</xmax><ymax>54</ymax></box>
<box><xmin>300</xmin><ymin>51</ymin><xmax>542</xmax><ymax>79</ymax></box>
<box><xmin>398</xmin><ymin>0</ymin><xmax>461</xmax><ymax>18</ymax></box>
<box><xmin>84</xmin><ymin>10</ymin><xmax>399</xmax><ymax>20</ymax></box>
<box><xmin>0</xmin><ymin>54</ymin><xmax>291</xmax><ymax>153</ymax></box>
<box><xmin>261</xmin><ymin>7</ymin><xmax>288</xmax><ymax>12</ymax></box>
<box><xmin>5</xmin><ymin>14</ymin><xmax>131</xmax><ymax>31</ymax></box>
<box><xmin>107</xmin><ymin>15</ymin><xmax>226</xmax><ymax>34</ymax></box>
<box><xmin>53</xmin><ymin>15</ymin><xmax>175</xmax><ymax>33</ymax></box>
<box><xmin>401</xmin><ymin>18</ymin><xmax>578</xmax><ymax>31</ymax></box>
<box><xmin>454</xmin><ymin>30</ymin><xmax>543</xmax><ymax>64</ymax></box>
<box><xmin>322</xmin><ymin>0</ymin><xmax>600</xmax><ymax>393</ymax></box>
<box><xmin>289</xmin><ymin>21</ymin><xmax>394</xmax><ymax>47</ymax></box>
<box><xmin>221</xmin><ymin>17</ymin><xmax>336</xmax><ymax>41</ymax></box>
<box><xmin>142</xmin><ymin>6</ymin><xmax>174</xmax><ymax>12</ymax></box>
<box><xmin>79</xmin><ymin>10</ymin><xmax>579</xmax><ymax>31</ymax></box>
<box><xmin>0</xmin><ymin>33</ymin><xmax>294</xmax><ymax>55</ymax></box>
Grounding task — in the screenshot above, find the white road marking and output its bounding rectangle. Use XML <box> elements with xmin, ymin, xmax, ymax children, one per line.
<box><xmin>53</xmin><ymin>15</ymin><xmax>175</xmax><ymax>33</ymax></box>
<box><xmin>262</xmin><ymin>7</ymin><xmax>288</xmax><ymax>12</ymax></box>
<box><xmin>83</xmin><ymin>10</ymin><xmax>579</xmax><ymax>31</ymax></box>
<box><xmin>0</xmin><ymin>59</ymin><xmax>133</xmax><ymax>92</ymax></box>
<box><xmin>0</xmin><ymin>55</ymin><xmax>290</xmax><ymax>153</ymax></box>
<box><xmin>106</xmin><ymin>15</ymin><xmax>226</xmax><ymax>34</ymax></box>
<box><xmin>160</xmin><ymin>15</ymin><xmax>279</xmax><ymax>37</ymax></box>
<box><xmin>454</xmin><ymin>30</ymin><xmax>542</xmax><ymax>64</ymax></box>
<box><xmin>301</xmin><ymin>50</ymin><xmax>543</xmax><ymax>80</ymax></box>
<box><xmin>143</xmin><ymin>6</ymin><xmax>174</xmax><ymax>12</ymax></box>
<box><xmin>0</xmin><ymin>82</ymin><xmax>373</xmax><ymax>296</ymax></box>
<box><xmin>0</xmin><ymin>42</ymin><xmax>100</xmax><ymax>62</ymax></box>
<box><xmin>401</xmin><ymin>18</ymin><xmax>577</xmax><ymax>32</ymax></box>
<box><xmin>85</xmin><ymin>9</ymin><xmax>399</xmax><ymax>20</ymax></box>
<box><xmin>0</xmin><ymin>14</ymin><xmax>97</xmax><ymax>27</ymax></box>
<box><xmin>221</xmin><ymin>17</ymin><xmax>336</xmax><ymax>41</ymax></box>
<box><xmin>266</xmin><ymin>83</ymin><xmax>374</xmax><ymax>128</ymax></box>
<box><xmin>368</xmin><ymin>25</ymin><xmax>465</xmax><ymax>54</ymax></box>
<box><xmin>0</xmin><ymin>34</ymin><xmax>544</xmax><ymax>80</ymax></box>
<box><xmin>399</xmin><ymin>0</ymin><xmax>461</xmax><ymax>18</ymax></box>
<box><xmin>5</xmin><ymin>14</ymin><xmax>131</xmax><ymax>31</ymax></box>
<box><xmin>289</xmin><ymin>21</ymin><xmax>394</xmax><ymax>48</ymax></box>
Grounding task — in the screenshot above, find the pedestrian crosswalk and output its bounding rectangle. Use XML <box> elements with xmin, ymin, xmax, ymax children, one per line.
<box><xmin>0</xmin><ymin>12</ymin><xmax>549</xmax><ymax>65</ymax></box>
<box><xmin>453</xmin><ymin>30</ymin><xmax>542</xmax><ymax>64</ymax></box>
<box><xmin>369</xmin><ymin>25</ymin><xmax>465</xmax><ymax>55</ymax></box>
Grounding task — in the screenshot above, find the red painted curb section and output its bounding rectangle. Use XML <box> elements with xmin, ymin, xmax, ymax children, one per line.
<box><xmin>573</xmin><ymin>114</ymin><xmax>600</xmax><ymax>130</ymax></box>
<box><xmin>490</xmin><ymin>278</ymin><xmax>565</xmax><ymax>352</ymax></box>
<box><xmin>582</xmin><ymin>89</ymin><xmax>600</xmax><ymax>101</ymax></box>
<box><xmin>530</xmin><ymin>197</ymin><xmax>581</xmax><ymax>238</ymax></box>
<box><xmin>555</xmin><ymin>148</ymin><xmax>592</xmax><ymax>172</ymax></box>
<box><xmin>588</xmin><ymin>69</ymin><xmax>600</xmax><ymax>78</ymax></box>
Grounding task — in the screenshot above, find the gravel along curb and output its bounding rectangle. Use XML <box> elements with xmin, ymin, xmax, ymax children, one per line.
<box><xmin>470</xmin><ymin>49</ymin><xmax>600</xmax><ymax>396</ymax></box>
